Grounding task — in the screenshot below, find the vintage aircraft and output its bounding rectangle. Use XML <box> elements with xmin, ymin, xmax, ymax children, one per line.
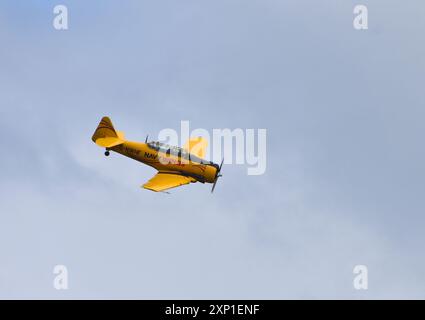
<box><xmin>92</xmin><ymin>117</ymin><xmax>223</xmax><ymax>192</ymax></box>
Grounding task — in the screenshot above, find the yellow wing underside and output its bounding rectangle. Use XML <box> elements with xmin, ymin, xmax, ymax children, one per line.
<box><xmin>142</xmin><ymin>172</ymin><xmax>196</xmax><ymax>192</ymax></box>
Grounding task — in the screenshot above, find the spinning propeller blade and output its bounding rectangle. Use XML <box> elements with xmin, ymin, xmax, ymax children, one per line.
<box><xmin>211</xmin><ymin>158</ymin><xmax>224</xmax><ymax>193</ymax></box>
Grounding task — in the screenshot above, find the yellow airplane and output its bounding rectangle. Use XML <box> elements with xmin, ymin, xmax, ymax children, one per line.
<box><xmin>92</xmin><ymin>117</ymin><xmax>223</xmax><ymax>192</ymax></box>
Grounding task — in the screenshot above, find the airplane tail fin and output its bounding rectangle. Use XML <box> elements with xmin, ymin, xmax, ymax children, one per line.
<box><xmin>92</xmin><ymin>116</ymin><xmax>125</xmax><ymax>148</ymax></box>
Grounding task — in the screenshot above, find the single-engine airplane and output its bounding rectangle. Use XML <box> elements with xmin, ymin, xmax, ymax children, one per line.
<box><xmin>92</xmin><ymin>117</ymin><xmax>223</xmax><ymax>192</ymax></box>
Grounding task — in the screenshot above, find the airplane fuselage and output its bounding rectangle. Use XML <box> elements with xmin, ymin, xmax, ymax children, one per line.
<box><xmin>109</xmin><ymin>141</ymin><xmax>218</xmax><ymax>184</ymax></box>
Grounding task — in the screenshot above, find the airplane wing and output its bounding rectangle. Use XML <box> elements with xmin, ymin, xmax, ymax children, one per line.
<box><xmin>142</xmin><ymin>172</ymin><xmax>196</xmax><ymax>192</ymax></box>
<box><xmin>183</xmin><ymin>137</ymin><xmax>208</xmax><ymax>158</ymax></box>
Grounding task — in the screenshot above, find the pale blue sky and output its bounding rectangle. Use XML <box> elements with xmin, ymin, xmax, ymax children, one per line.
<box><xmin>0</xmin><ymin>0</ymin><xmax>424</xmax><ymax>298</ymax></box>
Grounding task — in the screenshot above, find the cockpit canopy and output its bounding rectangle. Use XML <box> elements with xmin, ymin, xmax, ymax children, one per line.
<box><xmin>147</xmin><ymin>141</ymin><xmax>211</xmax><ymax>164</ymax></box>
<box><xmin>147</xmin><ymin>141</ymin><xmax>185</xmax><ymax>155</ymax></box>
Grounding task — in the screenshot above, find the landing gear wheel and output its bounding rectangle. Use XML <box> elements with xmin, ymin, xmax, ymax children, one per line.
<box><xmin>105</xmin><ymin>150</ymin><xmax>110</xmax><ymax>156</ymax></box>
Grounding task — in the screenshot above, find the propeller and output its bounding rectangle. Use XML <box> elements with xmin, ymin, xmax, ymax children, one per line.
<box><xmin>211</xmin><ymin>158</ymin><xmax>224</xmax><ymax>193</ymax></box>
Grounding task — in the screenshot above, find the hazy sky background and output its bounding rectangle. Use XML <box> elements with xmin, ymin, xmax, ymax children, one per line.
<box><xmin>1</xmin><ymin>0</ymin><xmax>424</xmax><ymax>299</ymax></box>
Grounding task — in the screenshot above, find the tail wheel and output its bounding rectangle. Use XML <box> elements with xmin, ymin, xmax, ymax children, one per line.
<box><xmin>105</xmin><ymin>150</ymin><xmax>110</xmax><ymax>156</ymax></box>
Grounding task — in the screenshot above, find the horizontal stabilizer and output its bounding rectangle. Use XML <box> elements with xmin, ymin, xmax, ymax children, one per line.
<box><xmin>94</xmin><ymin>137</ymin><xmax>124</xmax><ymax>148</ymax></box>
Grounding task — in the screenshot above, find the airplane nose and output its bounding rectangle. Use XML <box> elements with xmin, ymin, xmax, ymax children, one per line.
<box><xmin>212</xmin><ymin>163</ymin><xmax>219</xmax><ymax>171</ymax></box>
<box><xmin>205</xmin><ymin>163</ymin><xmax>219</xmax><ymax>183</ymax></box>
